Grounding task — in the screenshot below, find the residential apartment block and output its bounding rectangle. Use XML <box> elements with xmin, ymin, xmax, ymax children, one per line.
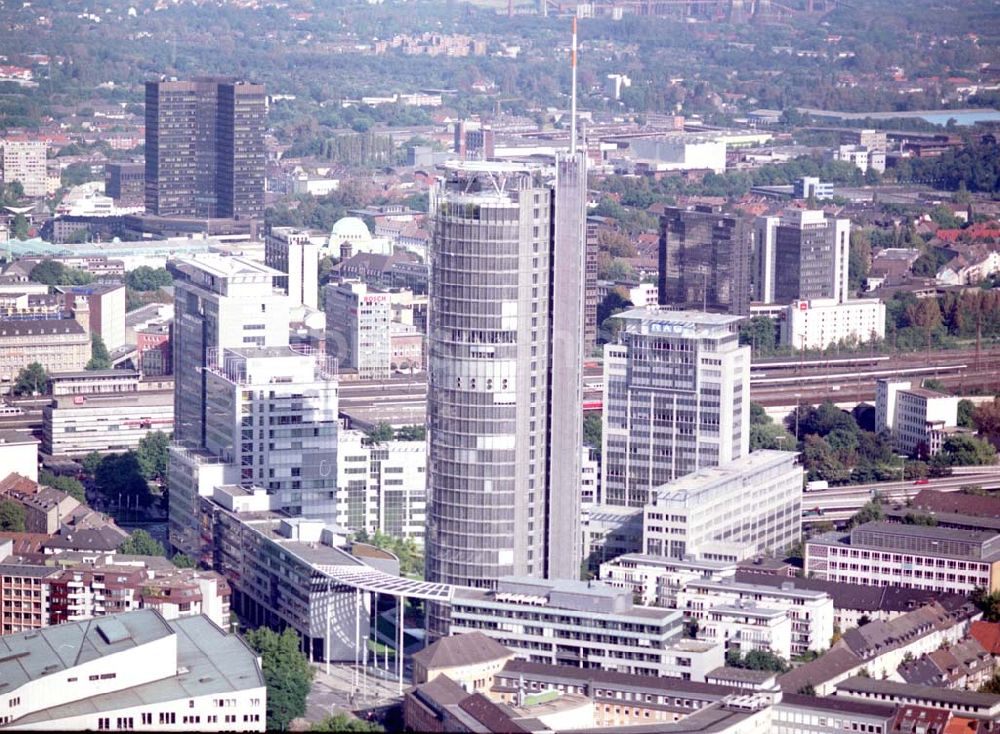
<box><xmin>599</xmin><ymin>553</ymin><xmax>736</xmax><ymax>608</ymax></box>
<box><xmin>1</xmin><ymin>139</ymin><xmax>48</xmax><ymax>197</ymax></box>
<box><xmin>675</xmin><ymin>577</ymin><xmax>835</xmax><ymax>658</ymax></box>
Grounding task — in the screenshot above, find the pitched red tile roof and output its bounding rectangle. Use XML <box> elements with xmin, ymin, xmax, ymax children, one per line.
<box><xmin>970</xmin><ymin>621</ymin><xmax>1000</xmax><ymax>655</ymax></box>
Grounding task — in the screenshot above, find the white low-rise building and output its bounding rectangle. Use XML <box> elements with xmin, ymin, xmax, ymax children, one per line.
<box><xmin>643</xmin><ymin>450</ymin><xmax>802</xmax><ymax>563</ymax></box>
<box><xmin>780</xmin><ymin>297</ymin><xmax>886</xmax><ymax>351</ymax></box>
<box><xmin>698</xmin><ymin>604</ymin><xmax>793</xmax><ymax>659</ymax></box>
<box><xmin>0</xmin><ymin>609</ymin><xmax>265</xmax><ymax>731</ymax></box>
<box><xmin>875</xmin><ymin>378</ymin><xmax>959</xmax><ymax>456</ymax></box>
<box><xmin>675</xmin><ymin>578</ymin><xmax>835</xmax><ymax>657</ymax></box>
<box><xmin>449</xmin><ymin>576</ymin><xmax>724</xmax><ymax>681</ymax></box>
<box><xmin>599</xmin><ymin>553</ymin><xmax>736</xmax><ymax>607</ymax></box>
<box><xmin>0</xmin><ymin>430</ymin><xmax>39</xmax><ymax>482</ymax></box>
<box><xmin>42</xmin><ymin>391</ymin><xmax>173</xmax><ymax>456</ymax></box>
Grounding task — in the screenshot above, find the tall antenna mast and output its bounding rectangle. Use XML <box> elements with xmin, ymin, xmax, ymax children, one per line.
<box><xmin>570</xmin><ymin>16</ymin><xmax>578</xmax><ymax>156</ymax></box>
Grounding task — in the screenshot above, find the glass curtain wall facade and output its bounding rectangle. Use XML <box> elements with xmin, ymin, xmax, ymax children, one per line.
<box><xmin>425</xmin><ymin>159</ymin><xmax>585</xmax><ymax>637</ymax></box>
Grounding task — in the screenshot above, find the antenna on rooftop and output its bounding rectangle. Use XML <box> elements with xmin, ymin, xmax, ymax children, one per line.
<box><xmin>570</xmin><ymin>16</ymin><xmax>578</xmax><ymax>157</ymax></box>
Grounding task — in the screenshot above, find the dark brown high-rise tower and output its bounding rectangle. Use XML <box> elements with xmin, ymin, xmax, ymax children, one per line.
<box><xmin>145</xmin><ymin>77</ymin><xmax>265</xmax><ymax>220</ymax></box>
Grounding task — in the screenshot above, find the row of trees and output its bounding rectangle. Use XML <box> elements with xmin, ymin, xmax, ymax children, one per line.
<box><xmin>364</xmin><ymin>423</ymin><xmax>426</xmax><ymax>444</ymax></box>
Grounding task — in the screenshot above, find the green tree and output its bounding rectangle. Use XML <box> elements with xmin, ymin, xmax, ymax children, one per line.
<box><xmin>359</xmin><ymin>530</ymin><xmax>424</xmax><ymax>578</ymax></box>
<box><xmin>28</xmin><ymin>259</ymin><xmax>93</xmax><ymax>285</ymax></box>
<box><xmin>118</xmin><ymin>529</ymin><xmax>165</xmax><ymax>556</ymax></box>
<box><xmin>931</xmin><ymin>435</ymin><xmax>997</xmax><ymax>468</ymax></box>
<box><xmin>95</xmin><ymin>452</ymin><xmax>153</xmax><ymax>507</ymax></box>
<box><xmin>12</xmin><ymin>362</ymin><xmax>48</xmax><ymax>396</ymax></box>
<box><xmin>12</xmin><ymin>213</ymin><xmax>29</xmax><ymax>240</ymax></box>
<box><xmin>86</xmin><ymin>333</ymin><xmax>112</xmax><ymax>370</ymax></box>
<box><xmin>973</xmin><ymin>589</ymin><xmax>1000</xmax><ymax>623</ymax></box>
<box><xmin>38</xmin><ymin>469</ymin><xmax>86</xmax><ymax>503</ymax></box>
<box><xmin>244</xmin><ymin>627</ymin><xmax>314</xmax><ymax>731</ymax></box>
<box><xmin>309</xmin><ymin>713</ymin><xmax>384</xmax><ymax>732</ymax></box>
<box><xmin>394</xmin><ymin>425</ymin><xmax>426</xmax><ymax>442</ymax></box>
<box><xmin>583</xmin><ymin>412</ymin><xmax>602</xmax><ymax>451</ymax></box>
<box><xmin>136</xmin><ymin>431</ymin><xmax>170</xmax><ymax>481</ymax></box>
<box><xmin>958</xmin><ymin>399</ymin><xmax>977</xmax><ymax>429</ymax></box>
<box><xmin>981</xmin><ymin>674</ymin><xmax>1000</xmax><ymax>695</ymax></box>
<box><xmin>848</xmin><ymin>229</ymin><xmax>872</xmax><ymax>293</ymax></box>
<box><xmin>171</xmin><ymin>553</ymin><xmax>196</xmax><ymax>569</ymax></box>
<box><xmin>0</xmin><ymin>499</ymin><xmax>26</xmax><ymax>532</ymax></box>
<box><xmin>725</xmin><ymin>649</ymin><xmax>790</xmax><ymax>673</ymax></box>
<box><xmin>973</xmin><ymin>398</ymin><xmax>1000</xmax><ymax>442</ymax></box>
<box><xmin>848</xmin><ymin>499</ymin><xmax>884</xmax><ymax>528</ymax></box>
<box><xmin>125</xmin><ymin>266</ymin><xmax>173</xmax><ymax>291</ymax></box>
<box><xmin>364</xmin><ymin>422</ymin><xmax>395</xmax><ymax>445</ymax></box>
<box><xmin>81</xmin><ymin>451</ymin><xmax>102</xmax><ymax>477</ymax></box>
<box><xmin>739</xmin><ymin>316</ymin><xmax>777</xmax><ymax>354</ymax></box>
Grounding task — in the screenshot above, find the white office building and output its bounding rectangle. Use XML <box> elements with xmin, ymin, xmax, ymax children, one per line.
<box><xmin>754</xmin><ymin>215</ymin><xmax>779</xmax><ymax>304</ymax></box>
<box><xmin>0</xmin><ymin>609</ymin><xmax>266</xmax><ymax>731</ymax></box>
<box><xmin>675</xmin><ymin>577</ymin><xmax>835</xmax><ymax>657</ymax></box>
<box><xmin>643</xmin><ymin>450</ymin><xmax>802</xmax><ymax>562</ymax></box>
<box><xmin>265</xmin><ymin>226</ymin><xmax>319</xmax><ymax>310</ymax></box>
<box><xmin>876</xmin><ymin>379</ymin><xmax>960</xmax><ymax>456</ymax></box>
<box><xmin>761</xmin><ymin>210</ymin><xmax>850</xmax><ymax>306</ymax></box>
<box><xmin>336</xmin><ymin>429</ymin><xmax>427</xmax><ymax>544</ymax></box>
<box><xmin>779</xmin><ymin>297</ymin><xmax>886</xmax><ymax>351</ymax></box>
<box><xmin>629</xmin><ymin>137</ymin><xmax>727</xmax><ymax>174</ymax></box>
<box><xmin>203</xmin><ymin>346</ymin><xmax>339</xmax><ymax>520</ymax></box>
<box><xmin>325</xmin><ymin>280</ymin><xmax>392</xmax><ymax>380</ymax></box>
<box><xmin>805</xmin><ymin>522</ymin><xmax>1000</xmax><ymax>595</ymax></box>
<box><xmin>43</xmin><ymin>391</ymin><xmax>174</xmax><ymax>456</ymax></box>
<box><xmin>168</xmin><ymin>255</ymin><xmax>291</xmax><ymax>447</ymax></box>
<box><xmin>449</xmin><ymin>576</ymin><xmax>724</xmax><ymax>681</ymax></box>
<box><xmin>602</xmin><ymin>308</ymin><xmax>750</xmax><ymax>508</ymax></box>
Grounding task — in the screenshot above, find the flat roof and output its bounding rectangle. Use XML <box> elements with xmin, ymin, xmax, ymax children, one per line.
<box><xmin>0</xmin><ymin>430</ymin><xmax>39</xmax><ymax>445</ymax></box>
<box><xmin>836</xmin><ymin>676</ymin><xmax>1000</xmax><ymax>709</ymax></box>
<box><xmin>853</xmin><ymin>521</ymin><xmax>998</xmax><ymax>544</ymax></box>
<box><xmin>687</xmin><ymin>577</ymin><xmax>828</xmax><ymax>601</ymax></box>
<box><xmin>51</xmin><ymin>391</ymin><xmax>173</xmax><ymax>410</ymax></box>
<box><xmin>652</xmin><ymin>450</ymin><xmax>799</xmax><ymax>506</ymax></box>
<box><xmin>172</xmin><ymin>253</ymin><xmax>282</xmax><ymax>279</ymax></box>
<box><xmin>9</xmin><ymin>614</ymin><xmax>263</xmax><ymax>726</ymax></box>
<box><xmin>615</xmin><ymin>307</ymin><xmax>744</xmax><ymax>329</ymax></box>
